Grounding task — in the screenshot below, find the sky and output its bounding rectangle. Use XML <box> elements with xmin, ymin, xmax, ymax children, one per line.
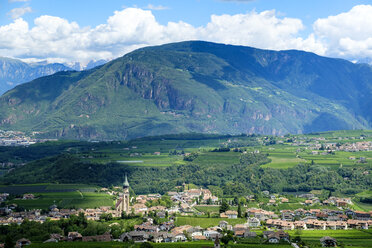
<box><xmin>1</xmin><ymin>0</ymin><xmax>372</xmax><ymax>65</ymax></box>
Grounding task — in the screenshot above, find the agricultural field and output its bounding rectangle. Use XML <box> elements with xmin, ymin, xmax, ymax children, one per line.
<box><xmin>9</xmin><ymin>191</ymin><xmax>114</xmax><ymax>210</ymax></box>
<box><xmin>252</xmin><ymin>144</ymin><xmax>372</xmax><ymax>169</ymax></box>
<box><xmin>0</xmin><ymin>184</ymin><xmax>98</xmax><ymax>195</ymax></box>
<box><xmin>0</xmin><ymin>183</ymin><xmax>114</xmax><ymax>210</ymax></box>
<box><xmin>191</xmin><ymin>151</ymin><xmax>241</xmax><ymax>168</ymax></box>
<box><xmin>288</xmin><ymin>229</ymin><xmax>372</xmax><ymax>248</ymax></box>
<box><xmin>259</xmin><ymin>147</ymin><xmax>305</xmax><ymax>169</ymax></box>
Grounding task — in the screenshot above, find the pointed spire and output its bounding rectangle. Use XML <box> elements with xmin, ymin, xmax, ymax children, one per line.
<box><xmin>123</xmin><ymin>173</ymin><xmax>129</xmax><ymax>188</ymax></box>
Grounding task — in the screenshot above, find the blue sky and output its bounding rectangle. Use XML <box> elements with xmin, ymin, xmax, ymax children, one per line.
<box><xmin>1</xmin><ymin>0</ymin><xmax>372</xmax><ymax>64</ymax></box>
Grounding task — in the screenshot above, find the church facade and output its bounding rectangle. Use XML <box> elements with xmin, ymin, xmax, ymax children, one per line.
<box><xmin>115</xmin><ymin>174</ymin><xmax>130</xmax><ymax>213</ymax></box>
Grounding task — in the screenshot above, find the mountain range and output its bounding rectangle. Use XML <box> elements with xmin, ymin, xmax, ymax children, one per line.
<box><xmin>0</xmin><ymin>57</ymin><xmax>73</xmax><ymax>95</ymax></box>
<box><xmin>0</xmin><ymin>41</ymin><xmax>371</xmax><ymax>140</ymax></box>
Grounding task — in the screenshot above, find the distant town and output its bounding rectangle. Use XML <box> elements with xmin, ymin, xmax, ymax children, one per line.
<box><xmin>0</xmin><ymin>176</ymin><xmax>371</xmax><ymax>247</ymax></box>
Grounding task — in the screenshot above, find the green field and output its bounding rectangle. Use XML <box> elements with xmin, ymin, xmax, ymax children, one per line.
<box><xmin>0</xmin><ymin>184</ymin><xmax>98</xmax><ymax>194</ymax></box>
<box><xmin>255</xmin><ymin>144</ymin><xmax>372</xmax><ymax>169</ymax></box>
<box><xmin>288</xmin><ymin>229</ymin><xmax>372</xmax><ymax>248</ymax></box>
<box><xmin>192</xmin><ymin>151</ymin><xmax>241</xmax><ymax>168</ymax></box>
<box><xmin>0</xmin><ymin>183</ymin><xmax>113</xmax><ymax>210</ymax></box>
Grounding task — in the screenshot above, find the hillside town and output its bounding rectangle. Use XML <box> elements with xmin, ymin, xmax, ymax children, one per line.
<box><xmin>0</xmin><ymin>176</ymin><xmax>371</xmax><ymax>247</ymax></box>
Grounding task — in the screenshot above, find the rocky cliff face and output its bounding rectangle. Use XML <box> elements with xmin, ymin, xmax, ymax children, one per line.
<box><xmin>0</xmin><ymin>41</ymin><xmax>371</xmax><ymax>140</ymax></box>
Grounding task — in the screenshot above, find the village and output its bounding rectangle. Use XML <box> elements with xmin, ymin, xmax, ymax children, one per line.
<box><xmin>0</xmin><ymin>176</ymin><xmax>371</xmax><ymax>247</ymax></box>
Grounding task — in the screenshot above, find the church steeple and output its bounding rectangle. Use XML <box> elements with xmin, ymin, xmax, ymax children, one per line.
<box><xmin>123</xmin><ymin>173</ymin><xmax>129</xmax><ymax>188</ymax></box>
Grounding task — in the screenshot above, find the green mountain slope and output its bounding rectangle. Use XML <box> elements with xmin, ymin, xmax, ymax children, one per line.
<box><xmin>0</xmin><ymin>41</ymin><xmax>371</xmax><ymax>140</ymax></box>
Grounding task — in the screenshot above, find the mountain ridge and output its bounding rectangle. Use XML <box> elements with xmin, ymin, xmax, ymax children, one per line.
<box><xmin>0</xmin><ymin>41</ymin><xmax>371</xmax><ymax>140</ymax></box>
<box><xmin>0</xmin><ymin>56</ymin><xmax>73</xmax><ymax>95</ymax></box>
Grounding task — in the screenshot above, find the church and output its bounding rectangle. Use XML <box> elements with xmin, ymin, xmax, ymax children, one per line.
<box><xmin>115</xmin><ymin>174</ymin><xmax>130</xmax><ymax>213</ymax></box>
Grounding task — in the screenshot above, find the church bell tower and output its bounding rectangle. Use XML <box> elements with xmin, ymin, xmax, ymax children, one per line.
<box><xmin>122</xmin><ymin>173</ymin><xmax>130</xmax><ymax>213</ymax></box>
<box><xmin>116</xmin><ymin>173</ymin><xmax>130</xmax><ymax>213</ymax></box>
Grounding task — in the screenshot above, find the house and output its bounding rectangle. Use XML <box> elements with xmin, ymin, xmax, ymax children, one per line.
<box><xmin>234</xmin><ymin>230</ymin><xmax>245</xmax><ymax>238</ymax></box>
<box><xmin>354</xmin><ymin>211</ymin><xmax>371</xmax><ymax>220</ymax></box>
<box><xmin>132</xmin><ymin>204</ymin><xmax>148</xmax><ymax>214</ymax></box>
<box><xmin>67</xmin><ymin>232</ymin><xmax>82</xmax><ymax>242</ymax></box>
<box><xmin>159</xmin><ymin>221</ymin><xmax>174</xmax><ymax>231</ymax></box>
<box><xmin>82</xmin><ymin>232</ymin><xmax>112</xmax><ymax>242</ymax></box>
<box><xmin>225</xmin><ymin>210</ymin><xmax>238</xmax><ymax>219</ymax></box>
<box><xmin>22</xmin><ymin>194</ymin><xmax>35</xmax><ymax>200</ymax></box>
<box><xmin>336</xmin><ymin>200</ymin><xmax>348</xmax><ymax>208</ymax></box>
<box><xmin>219</xmin><ymin>220</ymin><xmax>228</xmax><ymax>229</ymax></box>
<box><xmin>320</xmin><ymin>236</ymin><xmax>337</xmax><ymax>247</ymax></box>
<box><xmin>294</xmin><ymin>221</ymin><xmax>307</xmax><ymax>230</ymax></box>
<box><xmin>204</xmin><ymin>230</ymin><xmax>221</xmax><ymax>240</ymax></box>
<box><xmin>282</xmin><ymin>211</ymin><xmax>294</xmax><ymax>221</ymax></box>
<box><xmin>233</xmin><ymin>224</ymin><xmax>248</xmax><ymax>232</ymax></box>
<box><xmin>162</xmin><ymin>233</ymin><xmax>175</xmax><ymax>243</ymax></box>
<box><xmin>192</xmin><ymin>235</ymin><xmax>207</xmax><ymax>241</ymax></box>
<box><xmin>174</xmin><ymin>233</ymin><xmax>187</xmax><ymax>242</ymax></box>
<box><xmin>267</xmin><ymin>235</ymin><xmax>280</xmax><ymax>243</ymax></box>
<box><xmin>263</xmin><ymin>231</ymin><xmax>275</xmax><ymax>239</ymax></box>
<box><xmin>180</xmin><ymin>203</ymin><xmax>193</xmax><ymax>212</ymax></box>
<box><xmin>120</xmin><ymin>231</ymin><xmax>149</xmax><ymax>243</ymax></box>
<box><xmin>151</xmin><ymin>232</ymin><xmax>164</xmax><ymax>243</ymax></box>
<box><xmin>266</xmin><ymin>231</ymin><xmax>290</xmax><ymax>243</ymax></box>
<box><xmin>347</xmin><ymin>219</ymin><xmax>369</xmax><ymax>229</ymax></box>
<box><xmin>50</xmin><ymin>234</ymin><xmax>63</xmax><ymax>241</ymax></box>
<box><xmin>156</xmin><ymin>211</ymin><xmax>166</xmax><ymax>218</ymax></box>
<box><xmin>244</xmin><ymin>231</ymin><xmax>257</xmax><ymax>238</ymax></box>
<box><xmin>247</xmin><ymin>217</ymin><xmax>260</xmax><ymax>228</ymax></box>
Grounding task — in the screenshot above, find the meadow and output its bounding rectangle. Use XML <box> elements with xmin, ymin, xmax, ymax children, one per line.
<box><xmin>288</xmin><ymin>229</ymin><xmax>372</xmax><ymax>248</ymax></box>
<box><xmin>2</xmin><ymin>184</ymin><xmax>114</xmax><ymax>210</ymax></box>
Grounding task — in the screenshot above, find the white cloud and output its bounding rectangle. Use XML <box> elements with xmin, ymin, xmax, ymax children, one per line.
<box><xmin>9</xmin><ymin>0</ymin><xmax>30</xmax><ymax>2</ymax></box>
<box><xmin>145</xmin><ymin>4</ymin><xmax>169</xmax><ymax>10</ymax></box>
<box><xmin>1</xmin><ymin>5</ymin><xmax>371</xmax><ymax>64</ymax></box>
<box><xmin>8</xmin><ymin>6</ymin><xmax>32</xmax><ymax>19</ymax></box>
<box><xmin>313</xmin><ymin>5</ymin><xmax>372</xmax><ymax>59</ymax></box>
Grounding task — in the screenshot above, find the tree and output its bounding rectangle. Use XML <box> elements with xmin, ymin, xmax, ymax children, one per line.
<box><xmin>233</xmin><ymin>197</ymin><xmax>239</xmax><ymax>206</ymax></box>
<box><xmin>4</xmin><ymin>235</ymin><xmax>14</xmax><ymax>248</ymax></box>
<box><xmin>221</xmin><ymin>233</ymin><xmax>233</xmax><ymax>246</ymax></box>
<box><xmin>237</xmin><ymin>203</ymin><xmax>242</xmax><ymax>218</ymax></box>
<box><xmin>219</xmin><ymin>199</ymin><xmax>230</xmax><ymax>213</ymax></box>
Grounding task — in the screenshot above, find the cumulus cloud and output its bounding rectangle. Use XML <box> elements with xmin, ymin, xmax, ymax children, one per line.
<box><xmin>8</xmin><ymin>6</ymin><xmax>32</xmax><ymax>19</ymax></box>
<box><xmin>313</xmin><ymin>5</ymin><xmax>372</xmax><ymax>59</ymax></box>
<box><xmin>1</xmin><ymin>5</ymin><xmax>370</xmax><ymax>64</ymax></box>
